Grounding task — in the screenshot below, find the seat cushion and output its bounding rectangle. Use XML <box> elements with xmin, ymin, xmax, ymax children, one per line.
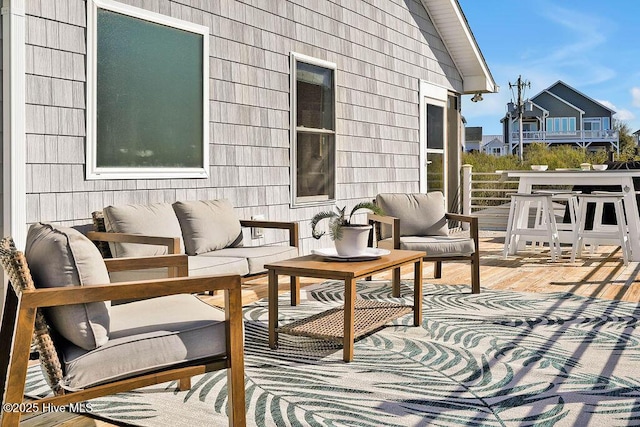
<box><xmin>59</xmin><ymin>294</ymin><xmax>227</xmax><ymax>390</ymax></box>
<box><xmin>108</xmin><ymin>255</ymin><xmax>250</xmax><ymax>283</ymax></box>
<box><xmin>25</xmin><ymin>223</ymin><xmax>111</xmax><ymax>351</ymax></box>
<box><xmin>204</xmin><ymin>245</ymin><xmax>299</xmax><ymax>275</ymax></box>
<box><xmin>189</xmin><ymin>254</ymin><xmax>250</xmax><ymax>277</ymax></box>
<box><xmin>172</xmin><ymin>199</ymin><xmax>243</xmax><ymax>255</ymax></box>
<box><xmin>380</xmin><ymin>236</ymin><xmax>476</xmax><ymax>257</ymax></box>
<box><xmin>376</xmin><ymin>193</ymin><xmax>449</xmax><ymax>238</ymax></box>
<box><xmin>103</xmin><ymin>202</ymin><xmax>185</xmax><ymax>257</ymax></box>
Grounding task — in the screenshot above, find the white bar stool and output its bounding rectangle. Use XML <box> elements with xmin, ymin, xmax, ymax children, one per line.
<box><xmin>504</xmin><ymin>193</ymin><xmax>562</xmax><ymax>261</ymax></box>
<box><xmin>532</xmin><ymin>190</ymin><xmax>581</xmax><ymax>248</ymax></box>
<box><xmin>570</xmin><ymin>192</ymin><xmax>630</xmax><ymax>265</ymax></box>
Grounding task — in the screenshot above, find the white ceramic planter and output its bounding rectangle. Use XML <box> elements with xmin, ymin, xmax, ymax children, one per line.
<box><xmin>334</xmin><ymin>225</ymin><xmax>372</xmax><ymax>256</ymax></box>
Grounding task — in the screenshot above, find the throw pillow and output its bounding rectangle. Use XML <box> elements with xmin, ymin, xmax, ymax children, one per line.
<box><xmin>376</xmin><ymin>192</ymin><xmax>449</xmax><ymax>238</ymax></box>
<box><xmin>173</xmin><ymin>199</ymin><xmax>243</xmax><ymax>255</ymax></box>
<box><xmin>103</xmin><ymin>202</ymin><xmax>185</xmax><ymax>257</ymax></box>
<box><xmin>25</xmin><ymin>223</ymin><xmax>111</xmax><ymax>350</ymax></box>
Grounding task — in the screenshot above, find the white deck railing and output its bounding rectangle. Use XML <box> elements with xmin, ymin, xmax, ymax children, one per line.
<box><xmin>461</xmin><ymin>165</ymin><xmax>519</xmax><ymax>230</ymax></box>
<box><xmin>509</xmin><ymin>129</ymin><xmax>619</xmax><ymax>144</ymax></box>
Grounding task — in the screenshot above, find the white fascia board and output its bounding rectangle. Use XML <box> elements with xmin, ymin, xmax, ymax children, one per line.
<box><xmin>2</xmin><ymin>0</ymin><xmax>27</xmax><ymax>249</ymax></box>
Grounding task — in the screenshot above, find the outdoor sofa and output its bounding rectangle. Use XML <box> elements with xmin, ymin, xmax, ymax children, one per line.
<box><xmin>87</xmin><ymin>199</ymin><xmax>299</xmax><ymax>285</ymax></box>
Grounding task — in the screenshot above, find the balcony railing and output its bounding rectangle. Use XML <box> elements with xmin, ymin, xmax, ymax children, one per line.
<box><xmin>509</xmin><ymin>129</ymin><xmax>619</xmax><ymax>144</ymax></box>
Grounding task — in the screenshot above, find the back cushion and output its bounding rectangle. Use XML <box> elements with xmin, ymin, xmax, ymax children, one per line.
<box><xmin>103</xmin><ymin>202</ymin><xmax>185</xmax><ymax>257</ymax></box>
<box><xmin>173</xmin><ymin>199</ymin><xmax>243</xmax><ymax>255</ymax></box>
<box><xmin>375</xmin><ymin>192</ymin><xmax>449</xmax><ymax>239</ymax></box>
<box><xmin>25</xmin><ymin>223</ymin><xmax>111</xmax><ymax>350</ymax></box>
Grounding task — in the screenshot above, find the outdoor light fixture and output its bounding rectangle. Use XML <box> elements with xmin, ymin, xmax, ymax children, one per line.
<box><xmin>471</xmin><ymin>93</ymin><xmax>483</xmax><ymax>102</ymax></box>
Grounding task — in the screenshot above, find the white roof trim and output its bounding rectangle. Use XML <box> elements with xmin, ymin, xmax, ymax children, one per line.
<box><xmin>542</xmin><ymin>80</ymin><xmax>616</xmax><ymax>114</ymax></box>
<box><xmin>420</xmin><ymin>0</ymin><xmax>497</xmax><ymax>94</ymax></box>
<box><xmin>541</xmin><ymin>90</ymin><xmax>586</xmax><ymax>114</ymax></box>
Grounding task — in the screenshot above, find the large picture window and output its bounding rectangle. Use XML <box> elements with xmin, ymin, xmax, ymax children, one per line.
<box><xmin>545</xmin><ymin>117</ymin><xmax>576</xmax><ymax>135</ymax></box>
<box><xmin>291</xmin><ymin>53</ymin><xmax>336</xmax><ymax>206</ymax></box>
<box><xmin>87</xmin><ymin>0</ymin><xmax>209</xmax><ymax>179</ymax></box>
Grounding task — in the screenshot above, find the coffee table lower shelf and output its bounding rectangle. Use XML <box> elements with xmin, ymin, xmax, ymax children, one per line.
<box><xmin>276</xmin><ymin>299</ymin><xmax>413</xmax><ymax>343</ymax></box>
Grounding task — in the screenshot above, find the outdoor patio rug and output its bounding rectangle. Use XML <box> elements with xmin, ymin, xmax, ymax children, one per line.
<box><xmin>24</xmin><ymin>280</ymin><xmax>640</xmax><ymax>426</ymax></box>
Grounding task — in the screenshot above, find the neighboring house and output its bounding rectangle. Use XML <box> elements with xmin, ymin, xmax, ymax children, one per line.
<box><xmin>633</xmin><ymin>129</ymin><xmax>640</xmax><ymax>145</ymax></box>
<box><xmin>464</xmin><ymin>127</ymin><xmax>483</xmax><ymax>152</ymax></box>
<box><xmin>481</xmin><ymin>135</ymin><xmax>507</xmax><ymax>156</ymax></box>
<box><xmin>502</xmin><ymin>81</ymin><xmax>619</xmax><ymax>156</ymax></box>
<box><xmin>1</xmin><ymin>0</ymin><xmax>496</xmax><ymax>254</ymax></box>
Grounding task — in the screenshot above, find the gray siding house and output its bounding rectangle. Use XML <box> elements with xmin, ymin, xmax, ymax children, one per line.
<box><xmin>1</xmin><ymin>0</ymin><xmax>496</xmax><ymax>254</ymax></box>
<box><xmin>503</xmin><ymin>80</ymin><xmax>619</xmax><ymax>155</ymax></box>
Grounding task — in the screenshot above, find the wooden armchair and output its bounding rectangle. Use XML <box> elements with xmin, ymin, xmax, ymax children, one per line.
<box><xmin>369</xmin><ymin>192</ymin><xmax>480</xmax><ymax>294</ymax></box>
<box><xmin>0</xmin><ymin>224</ymin><xmax>246</xmax><ymax>426</ymax></box>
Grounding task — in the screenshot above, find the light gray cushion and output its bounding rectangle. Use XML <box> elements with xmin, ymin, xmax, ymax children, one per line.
<box><xmin>108</xmin><ymin>255</ymin><xmax>250</xmax><ymax>282</ymax></box>
<box><xmin>25</xmin><ymin>223</ymin><xmax>111</xmax><ymax>351</ymax></box>
<box><xmin>59</xmin><ymin>294</ymin><xmax>227</xmax><ymax>389</ymax></box>
<box><xmin>379</xmin><ymin>235</ymin><xmax>476</xmax><ymax>257</ymax></box>
<box><xmin>172</xmin><ymin>199</ymin><xmax>243</xmax><ymax>255</ymax></box>
<box><xmin>188</xmin><ymin>255</ymin><xmax>249</xmax><ymax>277</ymax></box>
<box><xmin>376</xmin><ymin>192</ymin><xmax>449</xmax><ymax>239</ymax></box>
<box><xmin>204</xmin><ymin>245</ymin><xmax>299</xmax><ymax>275</ymax></box>
<box><xmin>103</xmin><ymin>202</ymin><xmax>185</xmax><ymax>257</ymax></box>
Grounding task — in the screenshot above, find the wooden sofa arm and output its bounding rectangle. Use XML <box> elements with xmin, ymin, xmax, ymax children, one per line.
<box><xmin>239</xmin><ymin>219</ymin><xmax>299</xmax><ymax>248</ymax></box>
<box><xmin>86</xmin><ymin>231</ymin><xmax>181</xmax><ymax>254</ymax></box>
<box><xmin>105</xmin><ymin>254</ymin><xmax>188</xmax><ymax>278</ymax></box>
<box><xmin>17</xmin><ymin>275</ymin><xmax>242</xmax><ymax>309</ymax></box>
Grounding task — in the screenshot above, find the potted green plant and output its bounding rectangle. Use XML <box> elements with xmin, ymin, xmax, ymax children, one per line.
<box><xmin>311</xmin><ymin>202</ymin><xmax>384</xmax><ymax>256</ymax></box>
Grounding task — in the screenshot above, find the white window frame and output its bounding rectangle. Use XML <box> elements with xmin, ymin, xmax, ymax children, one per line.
<box><xmin>86</xmin><ymin>0</ymin><xmax>209</xmax><ymax>180</ymax></box>
<box><xmin>290</xmin><ymin>52</ymin><xmax>337</xmax><ymax>207</ymax></box>
<box><xmin>546</xmin><ymin>117</ymin><xmax>576</xmax><ymax>134</ymax></box>
<box><xmin>419</xmin><ymin>80</ymin><xmax>448</xmax><ymax>198</ymax></box>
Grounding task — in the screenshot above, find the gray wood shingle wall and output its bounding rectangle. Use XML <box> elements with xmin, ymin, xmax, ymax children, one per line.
<box><xmin>23</xmin><ymin>0</ymin><xmax>462</xmax><ymax>253</ymax></box>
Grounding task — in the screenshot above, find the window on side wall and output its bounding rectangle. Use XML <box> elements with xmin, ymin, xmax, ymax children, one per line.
<box><xmin>290</xmin><ymin>53</ymin><xmax>336</xmax><ymax>206</ymax></box>
<box><xmin>86</xmin><ymin>0</ymin><xmax>209</xmax><ymax>179</ymax></box>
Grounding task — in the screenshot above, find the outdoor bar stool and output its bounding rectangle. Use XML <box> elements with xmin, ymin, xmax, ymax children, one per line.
<box><xmin>503</xmin><ymin>193</ymin><xmax>561</xmax><ymax>261</ymax></box>
<box><xmin>570</xmin><ymin>192</ymin><xmax>630</xmax><ymax>265</ymax></box>
<box><xmin>531</xmin><ymin>189</ymin><xmax>581</xmax><ymax>249</ymax></box>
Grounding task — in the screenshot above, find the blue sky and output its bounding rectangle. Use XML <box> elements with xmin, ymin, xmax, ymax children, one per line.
<box><xmin>458</xmin><ymin>0</ymin><xmax>640</xmax><ymax>136</ymax></box>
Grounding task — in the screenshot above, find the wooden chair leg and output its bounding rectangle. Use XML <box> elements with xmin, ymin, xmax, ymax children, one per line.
<box><xmin>471</xmin><ymin>253</ymin><xmax>481</xmax><ymax>294</ymax></box>
<box><xmin>178</xmin><ymin>377</ymin><xmax>191</xmax><ymax>391</ymax></box>
<box><xmin>225</xmin><ymin>284</ymin><xmax>246</xmax><ymax>427</ymax></box>
<box><xmin>2</xmin><ymin>306</ymin><xmax>37</xmax><ymax>427</ymax></box>
<box><xmin>434</xmin><ymin>261</ymin><xmax>442</xmax><ymax>278</ymax></box>
<box><xmin>0</xmin><ymin>288</ymin><xmax>19</xmax><ymax>402</ymax></box>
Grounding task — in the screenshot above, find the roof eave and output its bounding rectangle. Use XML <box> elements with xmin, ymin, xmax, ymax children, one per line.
<box><xmin>422</xmin><ymin>0</ymin><xmax>498</xmax><ymax>94</ymax></box>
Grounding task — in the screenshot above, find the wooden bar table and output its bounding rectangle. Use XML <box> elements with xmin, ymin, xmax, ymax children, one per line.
<box><xmin>266</xmin><ymin>249</ymin><xmax>424</xmax><ymax>362</ymax></box>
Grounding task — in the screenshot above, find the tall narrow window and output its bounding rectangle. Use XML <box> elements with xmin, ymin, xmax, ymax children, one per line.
<box><xmin>291</xmin><ymin>54</ymin><xmax>336</xmax><ymax>205</ymax></box>
<box><xmin>426</xmin><ymin>103</ymin><xmax>445</xmax><ymax>194</ymax></box>
<box><xmin>87</xmin><ymin>0</ymin><xmax>209</xmax><ymax>179</ymax></box>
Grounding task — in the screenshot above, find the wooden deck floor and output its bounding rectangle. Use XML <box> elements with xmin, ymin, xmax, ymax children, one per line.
<box><xmin>18</xmin><ymin>231</ymin><xmax>640</xmax><ymax>426</ymax></box>
<box><xmin>200</xmin><ymin>230</ymin><xmax>640</xmax><ymax>307</ymax></box>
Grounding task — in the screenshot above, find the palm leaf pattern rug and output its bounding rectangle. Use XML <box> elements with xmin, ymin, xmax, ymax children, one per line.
<box><xmin>25</xmin><ymin>281</ymin><xmax>640</xmax><ymax>426</ymax></box>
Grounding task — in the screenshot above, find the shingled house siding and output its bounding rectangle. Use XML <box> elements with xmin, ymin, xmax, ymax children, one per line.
<box><xmin>23</xmin><ymin>0</ymin><xmax>462</xmax><ymax>254</ymax></box>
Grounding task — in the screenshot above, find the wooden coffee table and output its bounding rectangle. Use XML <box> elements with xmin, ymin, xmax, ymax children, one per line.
<box><xmin>265</xmin><ymin>249</ymin><xmax>424</xmax><ymax>362</ymax></box>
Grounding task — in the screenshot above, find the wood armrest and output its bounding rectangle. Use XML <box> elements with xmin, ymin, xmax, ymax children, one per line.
<box><xmin>18</xmin><ymin>275</ymin><xmax>242</xmax><ymax>309</ymax></box>
<box><xmin>239</xmin><ymin>220</ymin><xmax>299</xmax><ymax>248</ymax></box>
<box><xmin>445</xmin><ymin>213</ymin><xmax>479</xmax><ymax>253</ymax></box>
<box><xmin>105</xmin><ymin>254</ymin><xmax>188</xmax><ymax>277</ymax></box>
<box><xmin>367</xmin><ymin>214</ymin><xmax>400</xmax><ymax>248</ymax></box>
<box><xmin>86</xmin><ymin>231</ymin><xmax>181</xmax><ymax>254</ymax></box>
<box><xmin>367</xmin><ymin>213</ymin><xmax>398</xmax><ymax>225</ymax></box>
